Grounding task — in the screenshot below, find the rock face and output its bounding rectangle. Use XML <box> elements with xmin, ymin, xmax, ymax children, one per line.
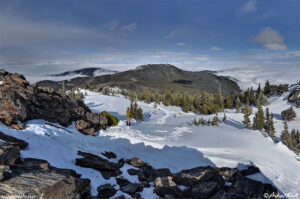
<box><xmin>0</xmin><ymin>133</ymin><xmax>91</xmax><ymax>199</ymax></box>
<box><xmin>0</xmin><ymin>69</ymin><xmax>108</xmax><ymax>135</ymax></box>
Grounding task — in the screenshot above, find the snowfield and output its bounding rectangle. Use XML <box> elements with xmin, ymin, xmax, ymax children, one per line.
<box><xmin>1</xmin><ymin>88</ymin><xmax>300</xmax><ymax>197</ymax></box>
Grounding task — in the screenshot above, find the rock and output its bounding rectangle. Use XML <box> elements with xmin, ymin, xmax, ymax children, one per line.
<box><xmin>11</xmin><ymin>123</ymin><xmax>24</xmax><ymax>130</ymax></box>
<box><xmin>76</xmin><ymin>120</ymin><xmax>91</xmax><ymax>131</ymax></box>
<box><xmin>0</xmin><ymin>165</ymin><xmax>9</xmax><ymax>181</ymax></box>
<box><xmin>97</xmin><ymin>184</ymin><xmax>117</xmax><ymax>199</ymax></box>
<box><xmin>0</xmin><ymin>131</ymin><xmax>28</xmax><ymax>149</ymax></box>
<box><xmin>218</xmin><ymin>167</ymin><xmax>238</xmax><ymax>181</ymax></box>
<box><xmin>120</xmin><ymin>183</ymin><xmax>140</xmax><ymax>195</ymax></box>
<box><xmin>76</xmin><ymin>151</ymin><xmax>123</xmax><ymax>179</ymax></box>
<box><xmin>101</xmin><ymin>151</ymin><xmax>117</xmax><ymax>159</ymax></box>
<box><xmin>99</xmin><ymin>114</ymin><xmax>108</xmax><ymax>129</ymax></box>
<box><xmin>0</xmin><ymin>158</ymin><xmax>91</xmax><ymax>199</ymax></box>
<box><xmin>173</xmin><ymin>166</ymin><xmax>222</xmax><ymax>187</ymax></box>
<box><xmin>225</xmin><ymin>173</ymin><xmax>278</xmax><ymax>199</ymax></box>
<box><xmin>240</xmin><ymin>166</ymin><xmax>260</xmax><ymax>176</ymax></box>
<box><xmin>0</xmin><ymin>142</ymin><xmax>20</xmax><ymax>165</ymax></box>
<box><xmin>113</xmin><ymin>196</ymin><xmax>125</xmax><ymax>199</ymax></box>
<box><xmin>154</xmin><ymin>176</ymin><xmax>183</xmax><ymax>198</ymax></box>
<box><xmin>0</xmin><ymin>69</ymin><xmax>108</xmax><ymax>135</ymax></box>
<box><xmin>127</xmin><ymin>157</ymin><xmax>147</xmax><ymax>168</ymax></box>
<box><xmin>183</xmin><ymin>181</ymin><xmax>223</xmax><ymax>198</ymax></box>
<box><xmin>127</xmin><ymin>168</ymin><xmax>143</xmax><ymax>176</ymax></box>
<box><xmin>116</xmin><ymin>176</ymin><xmax>131</xmax><ymax>187</ymax></box>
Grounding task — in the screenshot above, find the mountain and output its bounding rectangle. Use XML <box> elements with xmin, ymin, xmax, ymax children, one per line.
<box><xmin>51</xmin><ymin>67</ymin><xmax>117</xmax><ymax>77</ymax></box>
<box><xmin>38</xmin><ymin>64</ymin><xmax>240</xmax><ymax>95</ymax></box>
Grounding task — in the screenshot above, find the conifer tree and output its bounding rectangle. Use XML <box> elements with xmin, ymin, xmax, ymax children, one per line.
<box><xmin>193</xmin><ymin>118</ymin><xmax>198</xmax><ymax>126</ymax></box>
<box><xmin>235</xmin><ymin>96</ymin><xmax>241</xmax><ymax>113</ymax></box>
<box><xmin>211</xmin><ymin>115</ymin><xmax>219</xmax><ymax>126</ymax></box>
<box><xmin>264</xmin><ymin>80</ymin><xmax>272</xmax><ymax>96</ymax></box>
<box><xmin>222</xmin><ymin>113</ymin><xmax>227</xmax><ymax>122</ymax></box>
<box><xmin>249</xmin><ymin>86</ymin><xmax>255</xmax><ymax>105</ymax></box>
<box><xmin>255</xmin><ymin>105</ymin><xmax>265</xmax><ymax>131</ymax></box>
<box><xmin>216</xmin><ymin>87</ymin><xmax>224</xmax><ymax>112</ymax></box>
<box><xmin>243</xmin><ymin>104</ymin><xmax>251</xmax><ymax>129</ymax></box>
<box><xmin>266</xmin><ymin>113</ymin><xmax>275</xmax><ymax>140</ymax></box>
<box><xmin>256</xmin><ymin>83</ymin><xmax>262</xmax><ymax>99</ymax></box>
<box><xmin>199</xmin><ymin>118</ymin><xmax>205</xmax><ymax>126</ymax></box>
<box><xmin>281</xmin><ymin>122</ymin><xmax>291</xmax><ymax>147</ymax></box>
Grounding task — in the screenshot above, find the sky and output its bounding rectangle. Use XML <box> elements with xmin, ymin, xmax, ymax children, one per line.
<box><xmin>0</xmin><ymin>0</ymin><xmax>299</xmax><ymax>76</ymax></box>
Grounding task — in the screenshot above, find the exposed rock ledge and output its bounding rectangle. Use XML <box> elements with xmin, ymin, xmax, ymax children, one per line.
<box><xmin>0</xmin><ymin>69</ymin><xmax>107</xmax><ymax>135</ymax></box>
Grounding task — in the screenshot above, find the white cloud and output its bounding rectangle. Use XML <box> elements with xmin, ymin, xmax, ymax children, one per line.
<box><xmin>177</xmin><ymin>42</ymin><xmax>185</xmax><ymax>46</ymax></box>
<box><xmin>253</xmin><ymin>27</ymin><xmax>287</xmax><ymax>50</ymax></box>
<box><xmin>210</xmin><ymin>46</ymin><xmax>221</xmax><ymax>51</ymax></box>
<box><xmin>194</xmin><ymin>55</ymin><xmax>209</xmax><ymax>61</ymax></box>
<box><xmin>120</xmin><ymin>23</ymin><xmax>137</xmax><ymax>31</ymax></box>
<box><xmin>105</xmin><ymin>20</ymin><xmax>119</xmax><ymax>31</ymax></box>
<box><xmin>164</xmin><ymin>31</ymin><xmax>176</xmax><ymax>40</ymax></box>
<box><xmin>240</xmin><ymin>0</ymin><xmax>257</xmax><ymax>15</ymax></box>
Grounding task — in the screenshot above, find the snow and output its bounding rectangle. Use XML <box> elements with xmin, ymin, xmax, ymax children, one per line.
<box><xmin>0</xmin><ymin>88</ymin><xmax>300</xmax><ymax>197</ymax></box>
<box><xmin>0</xmin><ymin>81</ymin><xmax>3</xmax><ymax>85</ymax></box>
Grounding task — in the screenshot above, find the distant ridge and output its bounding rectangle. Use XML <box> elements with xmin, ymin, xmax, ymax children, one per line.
<box><xmin>52</xmin><ymin>67</ymin><xmax>117</xmax><ymax>77</ymax></box>
<box><xmin>38</xmin><ymin>64</ymin><xmax>240</xmax><ymax>96</ymax></box>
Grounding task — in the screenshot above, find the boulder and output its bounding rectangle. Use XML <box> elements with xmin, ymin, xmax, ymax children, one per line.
<box><xmin>240</xmin><ymin>166</ymin><xmax>260</xmax><ymax>176</ymax></box>
<box><xmin>154</xmin><ymin>176</ymin><xmax>183</xmax><ymax>198</ymax></box>
<box><xmin>0</xmin><ymin>158</ymin><xmax>91</xmax><ymax>199</ymax></box>
<box><xmin>76</xmin><ymin>151</ymin><xmax>123</xmax><ymax>179</ymax></box>
<box><xmin>97</xmin><ymin>184</ymin><xmax>117</xmax><ymax>199</ymax></box>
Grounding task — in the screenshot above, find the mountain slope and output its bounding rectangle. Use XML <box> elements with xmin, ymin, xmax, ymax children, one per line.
<box><xmin>38</xmin><ymin>64</ymin><xmax>240</xmax><ymax>95</ymax></box>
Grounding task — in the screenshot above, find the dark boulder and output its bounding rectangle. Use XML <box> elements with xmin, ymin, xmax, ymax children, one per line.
<box><xmin>97</xmin><ymin>184</ymin><xmax>117</xmax><ymax>199</ymax></box>
<box><xmin>76</xmin><ymin>151</ymin><xmax>123</xmax><ymax>179</ymax></box>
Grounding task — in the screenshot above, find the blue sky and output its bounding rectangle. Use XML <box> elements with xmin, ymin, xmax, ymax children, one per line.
<box><xmin>0</xmin><ymin>0</ymin><xmax>299</xmax><ymax>75</ymax></box>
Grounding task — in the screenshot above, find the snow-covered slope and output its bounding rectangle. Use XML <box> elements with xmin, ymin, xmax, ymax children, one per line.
<box><xmin>1</xmin><ymin>89</ymin><xmax>300</xmax><ymax>197</ymax></box>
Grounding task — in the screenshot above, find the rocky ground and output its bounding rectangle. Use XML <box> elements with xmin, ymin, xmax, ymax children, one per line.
<box><xmin>0</xmin><ymin>69</ymin><xmax>107</xmax><ymax>135</ymax></box>
<box><xmin>0</xmin><ymin>131</ymin><xmax>278</xmax><ymax>199</ymax></box>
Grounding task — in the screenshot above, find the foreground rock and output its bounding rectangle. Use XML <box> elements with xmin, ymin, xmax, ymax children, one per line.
<box><xmin>0</xmin><ymin>69</ymin><xmax>108</xmax><ymax>135</ymax></box>
<box><xmin>0</xmin><ymin>158</ymin><xmax>91</xmax><ymax>199</ymax></box>
<box><xmin>0</xmin><ymin>134</ymin><xmax>91</xmax><ymax>199</ymax></box>
<box><xmin>76</xmin><ymin>151</ymin><xmax>124</xmax><ymax>179</ymax></box>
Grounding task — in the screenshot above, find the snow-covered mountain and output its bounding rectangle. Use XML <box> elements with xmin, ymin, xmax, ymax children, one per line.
<box><xmin>1</xmin><ymin>86</ymin><xmax>300</xmax><ymax>196</ymax></box>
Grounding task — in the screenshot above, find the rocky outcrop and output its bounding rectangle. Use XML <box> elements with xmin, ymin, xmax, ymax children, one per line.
<box><xmin>0</xmin><ymin>69</ymin><xmax>108</xmax><ymax>135</ymax></box>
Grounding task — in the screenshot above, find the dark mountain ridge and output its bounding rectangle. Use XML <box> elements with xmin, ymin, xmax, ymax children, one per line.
<box><xmin>52</xmin><ymin>67</ymin><xmax>117</xmax><ymax>77</ymax></box>
<box><xmin>38</xmin><ymin>64</ymin><xmax>240</xmax><ymax>96</ymax></box>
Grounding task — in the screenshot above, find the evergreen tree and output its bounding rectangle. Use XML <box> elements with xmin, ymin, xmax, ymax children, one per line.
<box><xmin>222</xmin><ymin>113</ymin><xmax>227</xmax><ymax>122</ymax></box>
<box><xmin>243</xmin><ymin>104</ymin><xmax>251</xmax><ymax>129</ymax></box>
<box><xmin>235</xmin><ymin>96</ymin><xmax>241</xmax><ymax>113</ymax></box>
<box><xmin>211</xmin><ymin>115</ymin><xmax>219</xmax><ymax>126</ymax></box>
<box><xmin>252</xmin><ymin>105</ymin><xmax>265</xmax><ymax>131</ymax></box>
<box><xmin>199</xmin><ymin>118</ymin><xmax>205</xmax><ymax>126</ymax></box>
<box><xmin>264</xmin><ymin>80</ymin><xmax>272</xmax><ymax>96</ymax></box>
<box><xmin>216</xmin><ymin>87</ymin><xmax>224</xmax><ymax>112</ymax></box>
<box><xmin>256</xmin><ymin>83</ymin><xmax>262</xmax><ymax>99</ymax></box>
<box><xmin>249</xmin><ymin>86</ymin><xmax>255</xmax><ymax>105</ymax></box>
<box><xmin>281</xmin><ymin>122</ymin><xmax>291</xmax><ymax>147</ymax></box>
<box><xmin>266</xmin><ymin>113</ymin><xmax>276</xmax><ymax>140</ymax></box>
<box><xmin>281</xmin><ymin>106</ymin><xmax>297</xmax><ymax>121</ymax></box>
<box><xmin>193</xmin><ymin>118</ymin><xmax>198</xmax><ymax>126</ymax></box>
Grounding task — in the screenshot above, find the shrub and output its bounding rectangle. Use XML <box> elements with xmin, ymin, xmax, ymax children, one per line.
<box><xmin>100</xmin><ymin>111</ymin><xmax>119</xmax><ymax>126</ymax></box>
<box><xmin>281</xmin><ymin>106</ymin><xmax>296</xmax><ymax>121</ymax></box>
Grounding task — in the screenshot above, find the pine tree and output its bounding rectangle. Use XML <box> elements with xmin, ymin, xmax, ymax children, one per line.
<box><xmin>281</xmin><ymin>122</ymin><xmax>291</xmax><ymax>148</ymax></box>
<box><xmin>235</xmin><ymin>96</ymin><xmax>241</xmax><ymax>113</ymax></box>
<box><xmin>199</xmin><ymin>118</ymin><xmax>205</xmax><ymax>126</ymax></box>
<box><xmin>281</xmin><ymin>106</ymin><xmax>297</xmax><ymax>121</ymax></box>
<box><xmin>222</xmin><ymin>113</ymin><xmax>227</xmax><ymax>122</ymax></box>
<box><xmin>216</xmin><ymin>87</ymin><xmax>224</xmax><ymax>112</ymax></box>
<box><xmin>211</xmin><ymin>115</ymin><xmax>219</xmax><ymax>126</ymax></box>
<box><xmin>249</xmin><ymin>86</ymin><xmax>255</xmax><ymax>105</ymax></box>
<box><xmin>264</xmin><ymin>80</ymin><xmax>272</xmax><ymax>96</ymax></box>
<box><xmin>256</xmin><ymin>83</ymin><xmax>262</xmax><ymax>99</ymax></box>
<box><xmin>193</xmin><ymin>118</ymin><xmax>198</xmax><ymax>126</ymax></box>
<box><xmin>255</xmin><ymin>105</ymin><xmax>265</xmax><ymax>131</ymax></box>
<box><xmin>266</xmin><ymin>113</ymin><xmax>276</xmax><ymax>140</ymax></box>
<box><xmin>243</xmin><ymin>104</ymin><xmax>251</xmax><ymax>129</ymax></box>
